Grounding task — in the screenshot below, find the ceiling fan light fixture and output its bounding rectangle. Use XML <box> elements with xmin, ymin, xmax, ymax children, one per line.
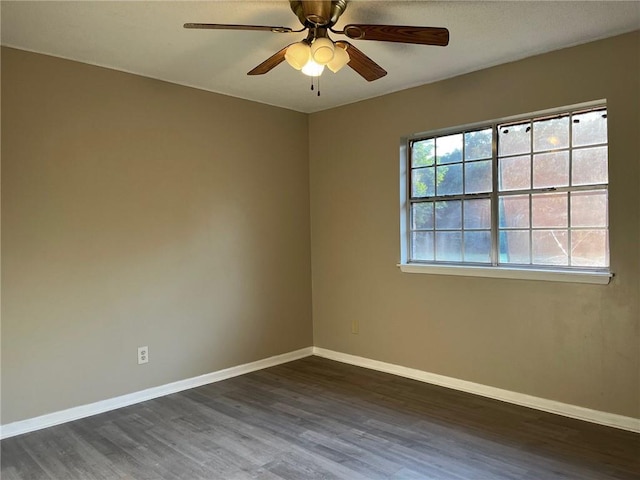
<box><xmin>310</xmin><ymin>37</ymin><xmax>335</xmax><ymax>65</ymax></box>
<box><xmin>301</xmin><ymin>58</ymin><xmax>325</xmax><ymax>77</ymax></box>
<box><xmin>327</xmin><ymin>44</ymin><xmax>349</xmax><ymax>73</ymax></box>
<box><xmin>284</xmin><ymin>41</ymin><xmax>310</xmax><ymax>70</ymax></box>
<box><xmin>189</xmin><ymin>0</ymin><xmax>449</xmax><ymax>83</ymax></box>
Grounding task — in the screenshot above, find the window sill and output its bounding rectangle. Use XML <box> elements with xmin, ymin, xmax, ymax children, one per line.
<box><xmin>397</xmin><ymin>263</ymin><xmax>612</xmax><ymax>284</ymax></box>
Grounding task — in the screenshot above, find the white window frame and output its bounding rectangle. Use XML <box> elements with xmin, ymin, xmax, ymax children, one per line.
<box><xmin>398</xmin><ymin>100</ymin><xmax>613</xmax><ymax>285</ymax></box>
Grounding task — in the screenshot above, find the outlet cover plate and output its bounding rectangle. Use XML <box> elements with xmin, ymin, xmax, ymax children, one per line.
<box><xmin>138</xmin><ymin>346</ymin><xmax>149</xmax><ymax>365</ymax></box>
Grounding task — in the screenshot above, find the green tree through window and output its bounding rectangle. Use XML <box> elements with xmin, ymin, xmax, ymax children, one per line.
<box><xmin>406</xmin><ymin>104</ymin><xmax>609</xmax><ymax>269</ymax></box>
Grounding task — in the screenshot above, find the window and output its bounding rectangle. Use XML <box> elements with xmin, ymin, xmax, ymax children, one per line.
<box><xmin>401</xmin><ymin>103</ymin><xmax>611</xmax><ymax>284</ymax></box>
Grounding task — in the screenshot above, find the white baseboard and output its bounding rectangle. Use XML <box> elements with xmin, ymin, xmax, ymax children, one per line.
<box><xmin>3</xmin><ymin>345</ymin><xmax>638</xmax><ymax>439</ymax></box>
<box><xmin>313</xmin><ymin>347</ymin><xmax>640</xmax><ymax>433</ymax></box>
<box><xmin>0</xmin><ymin>347</ymin><xmax>313</xmax><ymax>440</ymax></box>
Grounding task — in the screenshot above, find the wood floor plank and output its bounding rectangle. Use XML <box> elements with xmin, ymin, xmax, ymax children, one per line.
<box><xmin>2</xmin><ymin>356</ymin><xmax>639</xmax><ymax>479</ymax></box>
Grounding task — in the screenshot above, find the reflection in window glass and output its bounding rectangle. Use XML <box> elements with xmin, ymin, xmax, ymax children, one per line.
<box><xmin>533</xmin><ymin>116</ymin><xmax>569</xmax><ymax>152</ymax></box>
<box><xmin>533</xmin><ymin>151</ymin><xmax>569</xmax><ymax>189</ymax></box>
<box><xmin>499</xmin><ymin>155</ymin><xmax>531</xmax><ymax>191</ymax></box>
<box><xmin>532</xmin><ymin>230</ymin><xmax>569</xmax><ymax>266</ymax></box>
<box><xmin>500</xmin><ymin>195</ymin><xmax>530</xmax><ymax>229</ymax></box>
<box><xmin>532</xmin><ymin>193</ymin><xmax>568</xmax><ymax>228</ymax></box>
<box><xmin>572</xmin><ymin>147</ymin><xmax>608</xmax><ymax>186</ymax></box>
<box><xmin>498</xmin><ymin>122</ymin><xmax>530</xmax><ymax>157</ymax></box>
<box><xmin>571</xmin><ymin>190</ymin><xmax>607</xmax><ymax>228</ymax></box>
<box><xmin>571</xmin><ymin>230</ymin><xmax>608</xmax><ymax>267</ymax></box>
<box><xmin>573</xmin><ymin>110</ymin><xmax>607</xmax><ymax>147</ymax></box>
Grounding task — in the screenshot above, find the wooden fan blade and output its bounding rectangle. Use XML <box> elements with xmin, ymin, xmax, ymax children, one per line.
<box><xmin>184</xmin><ymin>23</ymin><xmax>295</xmax><ymax>33</ymax></box>
<box><xmin>337</xmin><ymin>41</ymin><xmax>387</xmax><ymax>82</ymax></box>
<box><xmin>247</xmin><ymin>44</ymin><xmax>293</xmax><ymax>75</ymax></box>
<box><xmin>342</xmin><ymin>24</ymin><xmax>449</xmax><ymax>46</ymax></box>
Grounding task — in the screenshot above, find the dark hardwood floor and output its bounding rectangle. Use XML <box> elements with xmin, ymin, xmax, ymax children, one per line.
<box><xmin>2</xmin><ymin>356</ymin><xmax>639</xmax><ymax>479</ymax></box>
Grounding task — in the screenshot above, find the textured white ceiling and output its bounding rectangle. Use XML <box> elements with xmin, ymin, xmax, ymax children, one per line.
<box><xmin>2</xmin><ymin>1</ymin><xmax>639</xmax><ymax>113</ymax></box>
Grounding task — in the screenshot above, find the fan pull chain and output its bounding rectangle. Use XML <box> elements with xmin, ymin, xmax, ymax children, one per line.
<box><xmin>309</xmin><ymin>77</ymin><xmax>320</xmax><ymax>97</ymax></box>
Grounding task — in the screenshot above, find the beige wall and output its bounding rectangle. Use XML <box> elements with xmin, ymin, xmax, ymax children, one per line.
<box><xmin>1</xmin><ymin>47</ymin><xmax>312</xmax><ymax>423</ymax></box>
<box><xmin>310</xmin><ymin>32</ymin><xmax>640</xmax><ymax>418</ymax></box>
<box><xmin>2</xmin><ymin>31</ymin><xmax>639</xmax><ymax>426</ymax></box>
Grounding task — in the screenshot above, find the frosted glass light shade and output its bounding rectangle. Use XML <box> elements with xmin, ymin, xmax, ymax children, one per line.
<box><xmin>301</xmin><ymin>58</ymin><xmax>325</xmax><ymax>77</ymax></box>
<box><xmin>327</xmin><ymin>45</ymin><xmax>349</xmax><ymax>73</ymax></box>
<box><xmin>285</xmin><ymin>42</ymin><xmax>310</xmax><ymax>70</ymax></box>
<box><xmin>310</xmin><ymin>37</ymin><xmax>335</xmax><ymax>65</ymax></box>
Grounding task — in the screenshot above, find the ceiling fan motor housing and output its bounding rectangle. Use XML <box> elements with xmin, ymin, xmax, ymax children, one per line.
<box><xmin>290</xmin><ymin>0</ymin><xmax>348</xmax><ymax>28</ymax></box>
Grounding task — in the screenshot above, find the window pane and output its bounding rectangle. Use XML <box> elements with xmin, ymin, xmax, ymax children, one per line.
<box><xmin>533</xmin><ymin>151</ymin><xmax>569</xmax><ymax>188</ymax></box>
<box><xmin>532</xmin><ymin>230</ymin><xmax>568</xmax><ymax>265</ymax></box>
<box><xmin>499</xmin><ymin>195</ymin><xmax>529</xmax><ymax>228</ymax></box>
<box><xmin>532</xmin><ymin>192</ymin><xmax>568</xmax><ymax>228</ymax></box>
<box><xmin>464</xmin><ymin>231</ymin><xmax>491</xmax><ymax>263</ymax></box>
<box><xmin>573</xmin><ymin>110</ymin><xmax>607</xmax><ymax>147</ymax></box>
<box><xmin>498</xmin><ymin>122</ymin><xmax>530</xmax><ymax>156</ymax></box>
<box><xmin>411</xmin><ymin>167</ymin><xmax>435</xmax><ymax>198</ymax></box>
<box><xmin>572</xmin><ymin>147</ymin><xmax>608</xmax><ymax>186</ymax></box>
<box><xmin>571</xmin><ymin>230</ymin><xmax>608</xmax><ymax>267</ymax></box>
<box><xmin>436</xmin><ymin>231</ymin><xmax>462</xmax><ymax>262</ymax></box>
<box><xmin>412</xmin><ymin>202</ymin><xmax>434</xmax><ymax>230</ymax></box>
<box><xmin>411</xmin><ymin>139</ymin><xmax>435</xmax><ymax>167</ymax></box>
<box><xmin>435</xmin><ymin>200</ymin><xmax>462</xmax><ymax>229</ymax></box>
<box><xmin>436</xmin><ymin>164</ymin><xmax>463</xmax><ymax>196</ymax></box>
<box><xmin>412</xmin><ymin>232</ymin><xmax>434</xmax><ymax>261</ymax></box>
<box><xmin>533</xmin><ymin>116</ymin><xmax>569</xmax><ymax>152</ymax></box>
<box><xmin>499</xmin><ymin>155</ymin><xmax>531</xmax><ymax>191</ymax></box>
<box><xmin>571</xmin><ymin>190</ymin><xmax>607</xmax><ymax>227</ymax></box>
<box><xmin>465</xmin><ymin>160</ymin><xmax>492</xmax><ymax>194</ymax></box>
<box><xmin>406</xmin><ymin>104</ymin><xmax>608</xmax><ymax>271</ymax></box>
<box><xmin>499</xmin><ymin>230</ymin><xmax>530</xmax><ymax>264</ymax></box>
<box><xmin>436</xmin><ymin>134</ymin><xmax>463</xmax><ymax>164</ymax></box>
<box><xmin>464</xmin><ymin>198</ymin><xmax>491</xmax><ymax>229</ymax></box>
<box><xmin>464</xmin><ymin>129</ymin><xmax>492</xmax><ymax>161</ymax></box>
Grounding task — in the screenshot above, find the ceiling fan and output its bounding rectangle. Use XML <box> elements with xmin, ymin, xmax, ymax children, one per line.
<box><xmin>184</xmin><ymin>0</ymin><xmax>449</xmax><ymax>82</ymax></box>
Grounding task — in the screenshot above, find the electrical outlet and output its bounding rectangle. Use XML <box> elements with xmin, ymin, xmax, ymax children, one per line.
<box><xmin>351</xmin><ymin>319</ymin><xmax>359</xmax><ymax>335</ymax></box>
<box><xmin>138</xmin><ymin>346</ymin><xmax>149</xmax><ymax>365</ymax></box>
